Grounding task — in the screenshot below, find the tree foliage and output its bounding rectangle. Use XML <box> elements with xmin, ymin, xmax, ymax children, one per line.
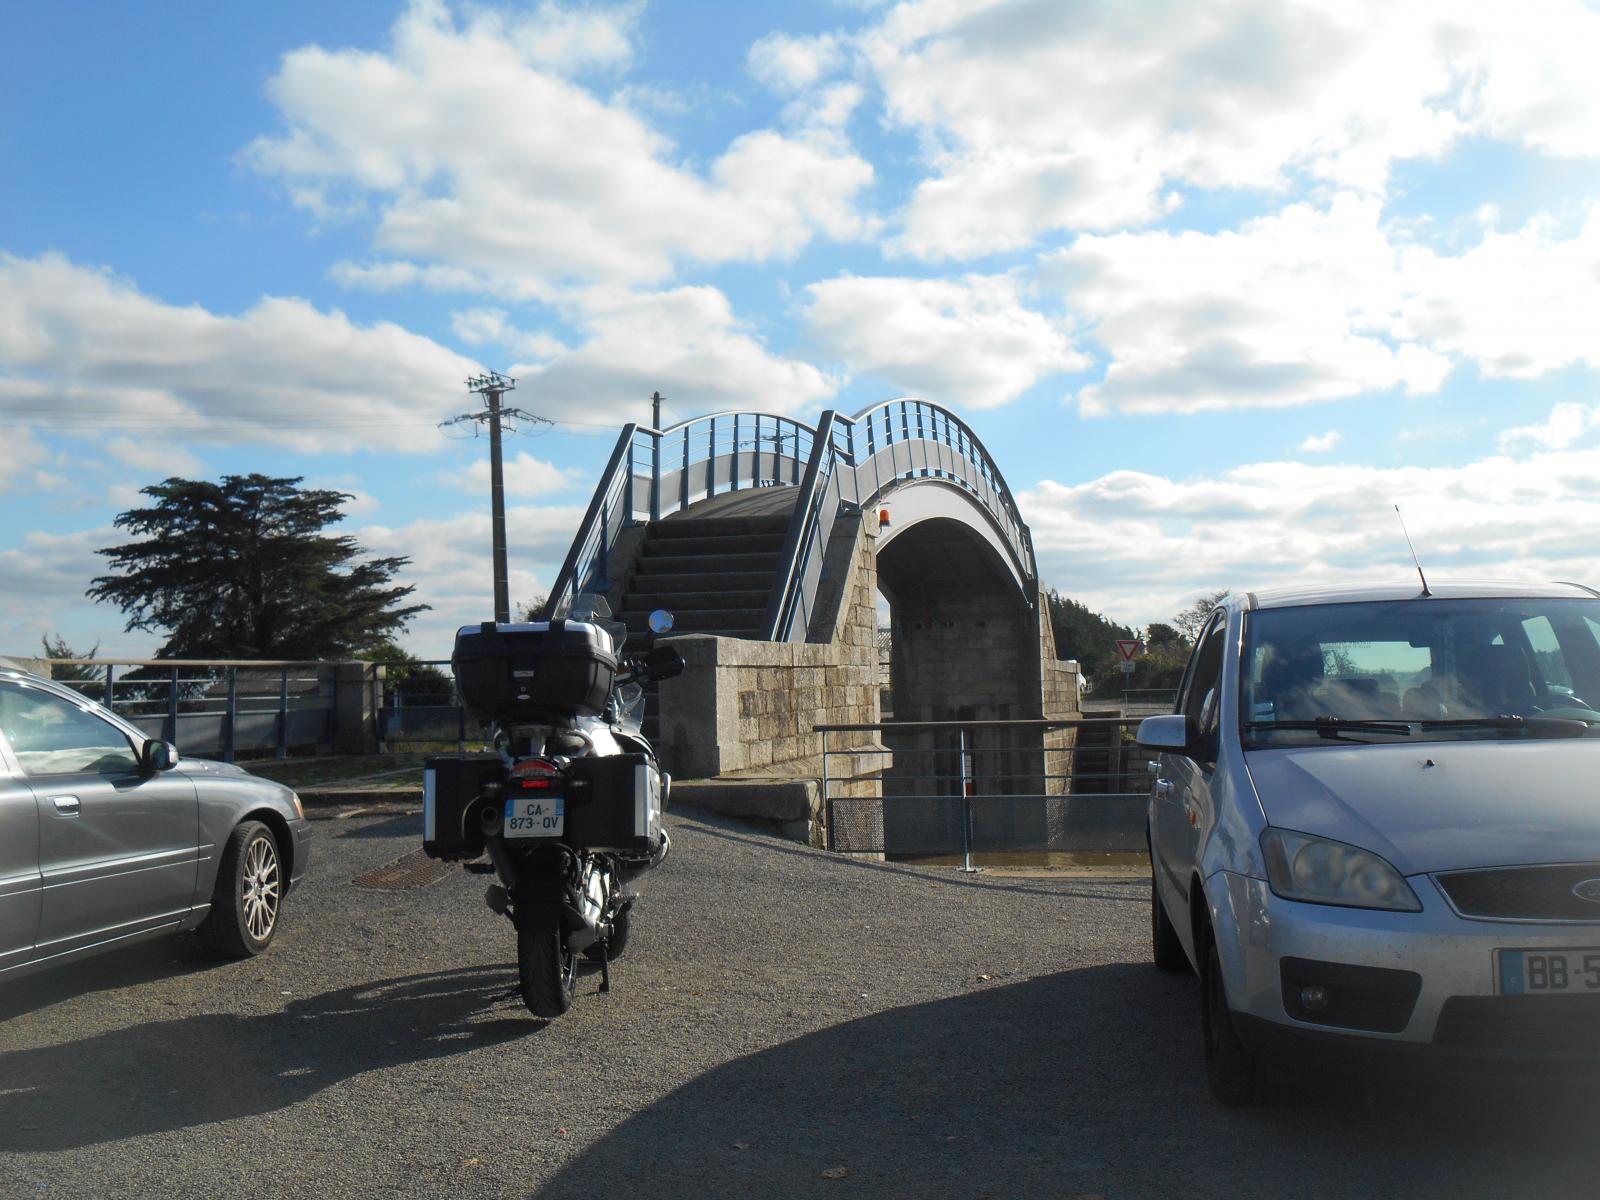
<box><xmin>1045</xmin><ymin>590</ymin><xmax>1134</xmax><ymax>694</ymax></box>
<box><xmin>41</xmin><ymin>633</ymin><xmax>104</xmax><ymax>700</ymax></box>
<box><xmin>1173</xmin><ymin>589</ymin><xmax>1230</xmax><ymax>644</ymax></box>
<box><xmin>90</xmin><ymin>474</ymin><xmax>427</xmax><ymax>660</ymax></box>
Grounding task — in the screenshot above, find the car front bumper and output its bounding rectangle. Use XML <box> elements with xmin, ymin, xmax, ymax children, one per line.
<box><xmin>288</xmin><ymin>817</ymin><xmax>313</xmax><ymax>891</ymax></box>
<box><xmin>1211</xmin><ymin>870</ymin><xmax>1600</xmax><ymax>1060</ymax></box>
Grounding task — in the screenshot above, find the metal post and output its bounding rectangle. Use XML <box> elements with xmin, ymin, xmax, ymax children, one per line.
<box><xmin>487</xmin><ymin>386</ymin><xmax>511</xmax><ymax>624</ymax></box>
<box><xmin>225</xmin><ymin>667</ymin><xmax>238</xmax><ymax>764</ymax></box>
<box><xmin>730</xmin><ymin>413</ymin><xmax>740</xmax><ymax>491</ymax></box>
<box><xmin>958</xmin><ymin>726</ymin><xmax>978</xmax><ymax>873</ymax></box>
<box><xmin>104</xmin><ymin>663</ymin><xmax>115</xmax><ymax>713</ymax></box>
<box><xmin>277</xmin><ymin>667</ymin><xmax>289</xmax><ymax>759</ymax></box>
<box><xmin>625</xmin><ymin>439</ymin><xmax>636</xmax><ymax>523</ymax></box>
<box><xmin>650</xmin><ymin>396</ymin><xmax>662</xmax><ymax>522</ymax></box>
<box><xmin>166</xmin><ymin>666</ymin><xmax>179</xmax><ymax>745</ymax></box>
<box><xmin>821</xmin><ymin>736</ymin><xmax>832</xmax><ymax>851</ymax></box>
<box><xmin>708</xmin><ymin>416</ymin><xmax>717</xmax><ymax>497</ymax></box>
<box><xmin>680</xmin><ymin>428</ymin><xmax>690</xmax><ymax>510</ymax></box>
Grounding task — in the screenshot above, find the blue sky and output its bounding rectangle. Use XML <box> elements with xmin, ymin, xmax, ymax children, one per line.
<box><xmin>4</xmin><ymin>0</ymin><xmax>1600</xmax><ymax>658</ymax></box>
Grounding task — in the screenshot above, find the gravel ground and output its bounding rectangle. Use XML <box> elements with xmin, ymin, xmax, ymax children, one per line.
<box><xmin>3</xmin><ymin>807</ymin><xmax>1599</xmax><ymax>1200</ymax></box>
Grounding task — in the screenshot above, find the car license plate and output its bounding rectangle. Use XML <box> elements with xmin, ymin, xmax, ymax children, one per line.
<box><xmin>1496</xmin><ymin>948</ymin><xmax>1600</xmax><ymax>994</ymax></box>
<box><xmin>504</xmin><ymin>794</ymin><xmax>564</xmax><ymax>838</ymax></box>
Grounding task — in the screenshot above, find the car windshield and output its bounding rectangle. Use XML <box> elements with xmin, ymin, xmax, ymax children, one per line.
<box><xmin>1239</xmin><ymin>596</ymin><xmax>1600</xmax><ymax>747</ymax></box>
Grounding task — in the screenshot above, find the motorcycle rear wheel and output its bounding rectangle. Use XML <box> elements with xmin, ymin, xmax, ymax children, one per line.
<box><xmin>517</xmin><ymin>913</ymin><xmax>576</xmax><ymax>1017</ymax></box>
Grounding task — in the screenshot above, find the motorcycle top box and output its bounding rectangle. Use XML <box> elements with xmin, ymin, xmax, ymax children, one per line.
<box><xmin>452</xmin><ymin>619</ymin><xmax>617</xmax><ymax>723</ymax></box>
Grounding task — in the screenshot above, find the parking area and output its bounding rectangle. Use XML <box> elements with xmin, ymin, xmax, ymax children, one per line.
<box><xmin>4</xmin><ymin>807</ymin><xmax>1600</xmax><ymax>1199</ymax></box>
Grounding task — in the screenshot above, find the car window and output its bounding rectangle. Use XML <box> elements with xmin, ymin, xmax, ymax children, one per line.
<box><xmin>1242</xmin><ymin>597</ymin><xmax>1600</xmax><ymax>746</ymax></box>
<box><xmin>0</xmin><ymin>682</ymin><xmax>139</xmax><ymax>776</ymax></box>
<box><xmin>1185</xmin><ymin>617</ymin><xmax>1227</xmax><ymax>755</ymax></box>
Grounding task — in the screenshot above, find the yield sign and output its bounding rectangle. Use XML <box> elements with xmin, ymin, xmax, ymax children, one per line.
<box><xmin>1115</xmin><ymin>639</ymin><xmax>1142</xmax><ymax>662</ymax></box>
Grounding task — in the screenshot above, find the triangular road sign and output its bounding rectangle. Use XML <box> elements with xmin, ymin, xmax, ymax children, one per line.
<box><xmin>1115</xmin><ymin>639</ymin><xmax>1141</xmax><ymax>662</ymax></box>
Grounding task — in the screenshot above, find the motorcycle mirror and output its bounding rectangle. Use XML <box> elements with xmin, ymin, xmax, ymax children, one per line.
<box><xmin>648</xmin><ymin>609</ymin><xmax>674</xmax><ymax>635</ymax></box>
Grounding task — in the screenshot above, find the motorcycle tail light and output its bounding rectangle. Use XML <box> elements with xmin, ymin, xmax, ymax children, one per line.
<box><xmin>510</xmin><ymin>758</ymin><xmax>560</xmax><ymax>790</ymax></box>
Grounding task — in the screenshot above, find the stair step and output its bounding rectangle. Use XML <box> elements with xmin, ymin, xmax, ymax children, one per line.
<box><xmin>643</xmin><ymin>532</ymin><xmax>787</xmax><ymax>557</ymax></box>
<box><xmin>623</xmin><ymin>570</ymin><xmax>774</xmax><ymax>592</ymax></box>
<box><xmin>634</xmin><ymin>552</ymin><xmax>780</xmax><ymax>576</ymax></box>
<box><xmin>653</xmin><ymin>515</ymin><xmax>791</xmax><ymax>538</ymax></box>
<box><xmin>624</xmin><ymin>590</ymin><xmax>769</xmax><ymax>612</ymax></box>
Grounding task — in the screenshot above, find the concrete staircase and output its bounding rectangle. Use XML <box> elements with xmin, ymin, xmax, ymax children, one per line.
<box><xmin>617</xmin><ymin>513</ymin><xmax>792</xmax><ymax>745</ymax></box>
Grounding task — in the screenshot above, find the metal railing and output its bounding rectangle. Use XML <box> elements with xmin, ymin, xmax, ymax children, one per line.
<box><xmin>545</xmin><ymin>398</ymin><xmax>1038</xmax><ymax>639</ymax></box>
<box><xmin>817</xmin><ymin>717</ymin><xmax>1150</xmax><ymax>869</ymax></box>
<box><xmin>373</xmin><ymin>658</ymin><xmax>477</xmax><ymax>752</ymax></box>
<box><xmin>45</xmin><ymin>659</ymin><xmax>339</xmax><ymax>762</ymax></box>
<box><xmin>544</xmin><ymin>410</ymin><xmax>815</xmax><ymax>616</ymax></box>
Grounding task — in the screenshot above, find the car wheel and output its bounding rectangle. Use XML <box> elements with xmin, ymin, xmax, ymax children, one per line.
<box><xmin>1151</xmin><ymin>871</ymin><xmax>1187</xmax><ymax>973</ymax></box>
<box><xmin>517</xmin><ymin>912</ymin><xmax>576</xmax><ymax>1018</ymax></box>
<box><xmin>197</xmin><ymin>820</ymin><xmax>283</xmax><ymax>959</ymax></box>
<box><xmin>1201</xmin><ymin>936</ymin><xmax>1265</xmax><ymax>1106</ymax></box>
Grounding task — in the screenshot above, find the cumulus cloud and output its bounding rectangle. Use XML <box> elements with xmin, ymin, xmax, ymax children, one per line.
<box><xmin>1298</xmin><ymin>431</ymin><xmax>1343</xmax><ymax>454</ymax></box>
<box><xmin>519</xmin><ymin>286</ymin><xmax>839</xmax><ymax>422</ymax></box>
<box><xmin>821</xmin><ymin>0</ymin><xmax>1600</xmax><ymax>259</ymax></box>
<box><xmin>1039</xmin><ymin>196</ymin><xmax>1600</xmax><ymax>415</ymax></box>
<box><xmin>802</xmin><ymin>273</ymin><xmax>1087</xmax><ymax>409</ymax></box>
<box><xmin>248</xmin><ymin>1</ymin><xmax>876</xmax><ymax>291</ymax></box>
<box><xmin>441</xmin><ymin>450</ymin><xmax>587</xmax><ymax>499</ymax></box>
<box><xmin>1043</xmin><ymin>195</ymin><xmax>1451</xmax><ymax>415</ymax></box>
<box><xmin>1021</xmin><ymin>444</ymin><xmax>1600</xmax><ymax>629</ymax></box>
<box><xmin>0</xmin><ymin>252</ymin><xmax>480</xmax><ymax>453</ymax></box>
<box><xmin>1497</xmin><ymin>402</ymin><xmax>1599</xmax><ymax>453</ymax></box>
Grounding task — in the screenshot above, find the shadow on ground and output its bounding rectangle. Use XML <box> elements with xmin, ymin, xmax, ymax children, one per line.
<box><xmin>0</xmin><ymin>965</ymin><xmax>532</xmax><ymax>1151</ymax></box>
<box><xmin>533</xmin><ymin>963</ymin><xmax>1600</xmax><ymax>1200</ymax></box>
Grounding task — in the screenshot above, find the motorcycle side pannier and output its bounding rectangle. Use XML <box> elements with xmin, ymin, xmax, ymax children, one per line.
<box><xmin>422</xmin><ymin>754</ymin><xmax>504</xmax><ymax>860</ymax></box>
<box><xmin>565</xmin><ymin>752</ymin><xmax>663</xmax><ymax>855</ymax></box>
<box><xmin>451</xmin><ymin>619</ymin><xmax>617</xmax><ymax>723</ymax></box>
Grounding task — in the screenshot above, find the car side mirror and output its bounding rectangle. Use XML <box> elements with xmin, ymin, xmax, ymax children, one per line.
<box><xmin>642</xmin><ymin>646</ymin><xmax>684</xmax><ymax>682</ymax></box>
<box><xmin>141</xmin><ymin>739</ymin><xmax>179</xmax><ymax>773</ymax></box>
<box><xmin>1136</xmin><ymin>714</ymin><xmax>1193</xmax><ymax>754</ymax></box>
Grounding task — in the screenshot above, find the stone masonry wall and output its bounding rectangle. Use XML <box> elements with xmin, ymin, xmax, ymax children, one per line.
<box><xmin>655</xmin><ymin>512</ymin><xmax>884</xmax><ymax>788</ymax></box>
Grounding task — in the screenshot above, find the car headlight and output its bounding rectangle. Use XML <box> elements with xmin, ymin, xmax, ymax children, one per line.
<box><xmin>1260</xmin><ymin>828</ymin><xmax>1421</xmax><ymax>911</ymax></box>
<box><xmin>289</xmin><ymin>790</ymin><xmax>305</xmax><ymax>820</ymax></box>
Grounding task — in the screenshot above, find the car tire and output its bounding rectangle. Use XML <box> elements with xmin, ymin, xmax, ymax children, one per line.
<box><xmin>1201</xmin><ymin>936</ymin><xmax>1265</xmax><ymax>1106</ymax></box>
<box><xmin>197</xmin><ymin>820</ymin><xmax>283</xmax><ymax>959</ymax></box>
<box><xmin>517</xmin><ymin>912</ymin><xmax>576</xmax><ymax>1018</ymax></box>
<box><xmin>1151</xmin><ymin>871</ymin><xmax>1187</xmax><ymax>972</ymax></box>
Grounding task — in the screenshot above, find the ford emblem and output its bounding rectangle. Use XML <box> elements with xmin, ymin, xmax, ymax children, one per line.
<box><xmin>1572</xmin><ymin>879</ymin><xmax>1600</xmax><ymax>903</ymax></box>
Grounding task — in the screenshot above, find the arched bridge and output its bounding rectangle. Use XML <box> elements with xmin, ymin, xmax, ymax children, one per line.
<box><xmin>543</xmin><ymin>399</ymin><xmax>1081</xmax><ymax>852</ymax></box>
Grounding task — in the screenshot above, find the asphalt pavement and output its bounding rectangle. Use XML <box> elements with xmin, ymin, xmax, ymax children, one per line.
<box><xmin>3</xmin><ymin>806</ymin><xmax>1599</xmax><ymax>1199</ymax></box>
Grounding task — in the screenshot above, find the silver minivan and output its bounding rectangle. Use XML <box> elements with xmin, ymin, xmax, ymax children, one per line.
<box><xmin>0</xmin><ymin>665</ymin><xmax>312</xmax><ymax>978</ymax></box>
<box><xmin>1139</xmin><ymin>582</ymin><xmax>1600</xmax><ymax>1103</ymax></box>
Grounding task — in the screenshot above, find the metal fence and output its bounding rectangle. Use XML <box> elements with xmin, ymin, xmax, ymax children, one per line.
<box><xmin>817</xmin><ymin>717</ymin><xmax>1153</xmax><ymax>867</ymax></box>
<box><xmin>374</xmin><ymin>659</ymin><xmax>479</xmax><ymax>751</ymax></box>
<box><xmin>47</xmin><ymin>660</ymin><xmax>338</xmax><ymax>761</ymax></box>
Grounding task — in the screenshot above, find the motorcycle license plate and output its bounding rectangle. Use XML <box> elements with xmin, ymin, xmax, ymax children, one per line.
<box><xmin>504</xmin><ymin>794</ymin><xmax>565</xmax><ymax>838</ymax></box>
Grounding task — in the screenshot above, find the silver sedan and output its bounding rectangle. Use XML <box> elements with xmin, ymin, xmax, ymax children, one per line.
<box><xmin>0</xmin><ymin>664</ymin><xmax>311</xmax><ymax>980</ymax></box>
<box><xmin>1139</xmin><ymin>581</ymin><xmax>1600</xmax><ymax>1103</ymax></box>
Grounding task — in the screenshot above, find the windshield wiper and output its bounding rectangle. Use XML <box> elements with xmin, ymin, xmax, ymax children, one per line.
<box><xmin>1243</xmin><ymin>718</ymin><xmax>1415</xmax><ymax>741</ymax></box>
<box><xmin>1413</xmin><ymin>715</ymin><xmax>1594</xmax><ymax>738</ymax></box>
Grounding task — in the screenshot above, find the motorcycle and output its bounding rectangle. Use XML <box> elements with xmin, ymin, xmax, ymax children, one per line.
<box><xmin>421</xmin><ymin>594</ymin><xmax>684</xmax><ymax>1017</ymax></box>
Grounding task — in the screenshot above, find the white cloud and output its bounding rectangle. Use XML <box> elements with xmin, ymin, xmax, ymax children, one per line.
<box><xmin>0</xmin><ymin>527</ymin><xmax>135</xmax><ymax>659</ymax></box>
<box><xmin>827</xmin><ymin>0</ymin><xmax>1600</xmax><ymax>259</ymax></box>
<box><xmin>1044</xmin><ymin>194</ymin><xmax>1451</xmax><ymax>415</ymax></box>
<box><xmin>1298</xmin><ymin>431</ymin><xmax>1343</xmax><ymax>454</ymax></box>
<box><xmin>356</xmin><ymin>503</ymin><xmax>588</xmax><ymax>652</ymax></box>
<box><xmin>249</xmin><ymin>1</ymin><xmax>876</xmax><ymax>291</ymax></box>
<box><xmin>519</xmin><ymin>286</ymin><xmax>839</xmax><ymax>422</ymax></box>
<box><xmin>0</xmin><ymin>428</ymin><xmax>68</xmax><ymax>496</ymax></box>
<box><xmin>1398</xmin><ymin>207</ymin><xmax>1600</xmax><ymax>380</ymax></box>
<box><xmin>441</xmin><ymin>451</ymin><xmax>586</xmax><ymax>499</ymax></box>
<box><xmin>1497</xmin><ymin>402</ymin><xmax>1598</xmax><ymax>453</ymax></box>
<box><xmin>1022</xmin><ymin>444</ymin><xmax>1600</xmax><ymax>629</ymax></box>
<box><xmin>450</xmin><ymin>308</ymin><xmax>566</xmax><ymax>359</ymax></box>
<box><xmin>748</xmin><ymin>31</ymin><xmax>846</xmax><ymax>93</ymax></box>
<box><xmin>0</xmin><ymin>252</ymin><xmax>480</xmax><ymax>453</ymax></box>
<box><xmin>802</xmin><ymin>273</ymin><xmax>1087</xmax><ymax>409</ymax></box>
<box><xmin>102</xmin><ymin>436</ymin><xmax>204</xmax><ymax>477</ymax></box>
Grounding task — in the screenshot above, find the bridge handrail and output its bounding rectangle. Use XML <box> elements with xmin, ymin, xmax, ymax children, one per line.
<box><xmin>761</xmin><ymin>410</ymin><xmax>847</xmax><ymax>640</ymax></box>
<box><xmin>544</xmin><ymin>409</ymin><xmax>820</xmax><ymax>616</ymax></box>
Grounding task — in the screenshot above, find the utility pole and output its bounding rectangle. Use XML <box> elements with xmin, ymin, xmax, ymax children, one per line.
<box><xmin>651</xmin><ymin>390</ymin><xmax>663</xmax><ymax>430</ymax></box>
<box><xmin>442</xmin><ymin>372</ymin><xmax>548</xmax><ymax>624</ymax></box>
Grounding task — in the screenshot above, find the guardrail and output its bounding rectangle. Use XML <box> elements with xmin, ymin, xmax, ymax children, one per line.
<box><xmin>817</xmin><ymin>716</ymin><xmax>1150</xmax><ymax>869</ymax></box>
<box><xmin>545</xmin><ymin>398</ymin><xmax>1038</xmax><ymax>639</ymax></box>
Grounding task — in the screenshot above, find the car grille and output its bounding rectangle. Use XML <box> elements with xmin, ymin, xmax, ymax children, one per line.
<box><xmin>1434</xmin><ymin>996</ymin><xmax>1600</xmax><ymax>1055</ymax></box>
<box><xmin>1434</xmin><ymin>864</ymin><xmax>1600</xmax><ymax>921</ymax></box>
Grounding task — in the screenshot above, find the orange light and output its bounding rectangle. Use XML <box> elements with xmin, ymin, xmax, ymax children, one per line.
<box><xmin>878</xmin><ymin>507</ymin><xmax>891</xmax><ymax>527</ymax></box>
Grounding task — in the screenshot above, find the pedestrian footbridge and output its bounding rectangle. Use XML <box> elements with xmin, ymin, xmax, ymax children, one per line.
<box><xmin>543</xmin><ymin>399</ymin><xmax>1082</xmax><ymax>852</ymax></box>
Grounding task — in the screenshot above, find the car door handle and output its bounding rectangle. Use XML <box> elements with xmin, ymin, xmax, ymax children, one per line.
<box><xmin>1153</xmin><ymin>779</ymin><xmax>1173</xmax><ymax>801</ymax></box>
<box><xmin>51</xmin><ymin>795</ymin><xmax>82</xmax><ymax>816</ymax></box>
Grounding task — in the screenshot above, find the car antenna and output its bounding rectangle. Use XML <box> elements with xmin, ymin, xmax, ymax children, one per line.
<box><xmin>1394</xmin><ymin>505</ymin><xmax>1432</xmax><ymax>597</ymax></box>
